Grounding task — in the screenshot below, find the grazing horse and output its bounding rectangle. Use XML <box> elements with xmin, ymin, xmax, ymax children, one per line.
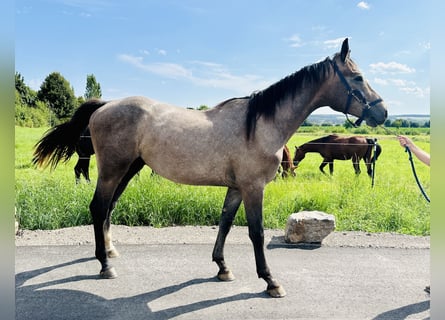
<box><xmin>33</xmin><ymin>39</ymin><xmax>387</xmax><ymax>298</ymax></box>
<box><xmin>293</xmin><ymin>134</ymin><xmax>382</xmax><ymax>176</ymax></box>
<box><xmin>279</xmin><ymin>145</ymin><xmax>296</xmax><ymax>178</ymax></box>
<box><xmin>74</xmin><ymin>127</ymin><xmax>94</xmax><ymax>183</ymax></box>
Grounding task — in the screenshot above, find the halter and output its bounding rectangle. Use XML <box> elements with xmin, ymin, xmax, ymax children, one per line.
<box><xmin>331</xmin><ymin>60</ymin><xmax>383</xmax><ymax>127</ymax></box>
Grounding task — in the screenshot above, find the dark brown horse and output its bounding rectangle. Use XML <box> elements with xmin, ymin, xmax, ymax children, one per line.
<box><xmin>74</xmin><ymin>127</ymin><xmax>94</xmax><ymax>183</ymax></box>
<box><xmin>279</xmin><ymin>145</ymin><xmax>296</xmax><ymax>178</ymax></box>
<box><xmin>293</xmin><ymin>134</ymin><xmax>382</xmax><ymax>176</ymax></box>
<box><xmin>33</xmin><ymin>39</ymin><xmax>387</xmax><ymax>298</ymax></box>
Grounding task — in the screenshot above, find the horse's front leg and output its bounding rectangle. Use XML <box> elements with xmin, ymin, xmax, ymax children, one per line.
<box><xmin>213</xmin><ymin>187</ymin><xmax>242</xmax><ymax>281</ymax></box>
<box><xmin>242</xmin><ymin>186</ymin><xmax>286</xmax><ymax>298</ymax></box>
<box><xmin>319</xmin><ymin>161</ymin><xmax>328</xmax><ymax>175</ymax></box>
<box><xmin>328</xmin><ymin>162</ymin><xmax>334</xmax><ymax>175</ymax></box>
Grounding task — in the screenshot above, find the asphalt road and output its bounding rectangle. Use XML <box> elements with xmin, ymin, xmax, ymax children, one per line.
<box><xmin>15</xmin><ymin>228</ymin><xmax>430</xmax><ymax>320</ymax></box>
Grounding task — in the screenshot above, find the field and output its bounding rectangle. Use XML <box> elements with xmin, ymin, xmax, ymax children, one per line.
<box><xmin>15</xmin><ymin>126</ymin><xmax>430</xmax><ymax>235</ymax></box>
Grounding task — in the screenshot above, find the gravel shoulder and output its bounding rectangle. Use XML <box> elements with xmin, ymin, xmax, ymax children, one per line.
<box><xmin>15</xmin><ymin>225</ymin><xmax>430</xmax><ymax>249</ymax></box>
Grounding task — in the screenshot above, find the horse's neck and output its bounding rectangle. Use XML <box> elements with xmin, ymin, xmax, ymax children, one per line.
<box><xmin>300</xmin><ymin>143</ymin><xmax>320</xmax><ymax>154</ymax></box>
<box><xmin>274</xmin><ymin>89</ymin><xmax>322</xmax><ymax>144</ymax></box>
<box><xmin>274</xmin><ymin>68</ymin><xmax>332</xmax><ymax>144</ymax></box>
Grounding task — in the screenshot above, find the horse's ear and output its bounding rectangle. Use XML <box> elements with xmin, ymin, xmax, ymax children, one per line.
<box><xmin>340</xmin><ymin>38</ymin><xmax>350</xmax><ymax>62</ymax></box>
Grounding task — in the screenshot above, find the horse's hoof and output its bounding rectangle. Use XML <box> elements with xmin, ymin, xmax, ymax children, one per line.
<box><xmin>217</xmin><ymin>270</ymin><xmax>235</xmax><ymax>282</ymax></box>
<box><xmin>107</xmin><ymin>248</ymin><xmax>120</xmax><ymax>258</ymax></box>
<box><xmin>267</xmin><ymin>285</ymin><xmax>286</xmax><ymax>298</ymax></box>
<box><xmin>100</xmin><ymin>267</ymin><xmax>117</xmax><ymax>279</ymax></box>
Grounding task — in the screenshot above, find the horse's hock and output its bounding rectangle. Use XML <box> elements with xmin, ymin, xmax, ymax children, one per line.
<box><xmin>284</xmin><ymin>211</ymin><xmax>336</xmax><ymax>244</ymax></box>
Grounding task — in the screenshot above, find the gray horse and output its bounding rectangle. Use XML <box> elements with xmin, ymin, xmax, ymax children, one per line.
<box><xmin>33</xmin><ymin>39</ymin><xmax>387</xmax><ymax>298</ymax></box>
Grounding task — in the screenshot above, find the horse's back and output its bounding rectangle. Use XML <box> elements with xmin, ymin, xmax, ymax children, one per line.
<box><xmin>316</xmin><ymin>135</ymin><xmax>368</xmax><ymax>159</ymax></box>
<box><xmin>88</xmin><ymin>96</ymin><xmax>260</xmax><ymax>187</ymax></box>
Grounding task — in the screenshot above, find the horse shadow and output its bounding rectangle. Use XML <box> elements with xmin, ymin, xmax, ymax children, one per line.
<box><xmin>16</xmin><ymin>257</ymin><xmax>266</xmax><ymax>320</ymax></box>
<box><xmin>372</xmin><ymin>300</ymin><xmax>430</xmax><ymax>320</ymax></box>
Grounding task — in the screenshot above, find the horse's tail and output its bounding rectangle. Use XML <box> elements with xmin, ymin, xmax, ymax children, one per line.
<box><xmin>373</xmin><ymin>144</ymin><xmax>382</xmax><ymax>162</ymax></box>
<box><xmin>365</xmin><ymin>138</ymin><xmax>382</xmax><ymax>163</ymax></box>
<box><xmin>33</xmin><ymin>99</ymin><xmax>107</xmax><ymax>169</ymax></box>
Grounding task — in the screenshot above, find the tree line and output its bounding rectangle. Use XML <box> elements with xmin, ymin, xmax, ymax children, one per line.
<box><xmin>15</xmin><ymin>72</ymin><xmax>102</xmax><ymax>127</ymax></box>
<box><xmin>15</xmin><ymin>71</ymin><xmax>210</xmax><ymax>128</ymax></box>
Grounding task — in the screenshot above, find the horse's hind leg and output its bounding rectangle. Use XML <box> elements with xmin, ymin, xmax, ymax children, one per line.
<box><xmin>90</xmin><ymin>179</ymin><xmax>119</xmax><ymax>279</ymax></box>
<box><xmin>90</xmin><ymin>157</ymin><xmax>144</xmax><ymax>279</ymax></box>
<box><xmin>352</xmin><ymin>156</ymin><xmax>361</xmax><ymax>175</ymax></box>
<box><xmin>213</xmin><ymin>187</ymin><xmax>242</xmax><ymax>281</ymax></box>
<box><xmin>83</xmin><ymin>157</ymin><xmax>91</xmax><ymax>182</ymax></box>
<box><xmin>74</xmin><ymin>158</ymin><xmax>82</xmax><ymax>183</ymax></box>
<box><xmin>365</xmin><ymin>158</ymin><xmax>373</xmax><ymax>177</ymax></box>
<box><xmin>74</xmin><ymin>157</ymin><xmax>91</xmax><ymax>183</ymax></box>
<box><xmin>104</xmin><ymin>157</ymin><xmax>145</xmax><ymax>258</ymax></box>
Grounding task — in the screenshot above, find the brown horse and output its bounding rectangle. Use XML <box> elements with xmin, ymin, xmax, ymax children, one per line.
<box><xmin>279</xmin><ymin>145</ymin><xmax>296</xmax><ymax>178</ymax></box>
<box><xmin>293</xmin><ymin>134</ymin><xmax>382</xmax><ymax>176</ymax></box>
<box><xmin>33</xmin><ymin>39</ymin><xmax>387</xmax><ymax>298</ymax></box>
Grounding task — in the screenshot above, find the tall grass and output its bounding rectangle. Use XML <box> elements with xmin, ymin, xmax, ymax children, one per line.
<box><xmin>15</xmin><ymin>126</ymin><xmax>430</xmax><ymax>235</ymax></box>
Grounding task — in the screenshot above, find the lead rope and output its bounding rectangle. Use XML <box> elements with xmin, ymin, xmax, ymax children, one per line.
<box><xmin>405</xmin><ymin>145</ymin><xmax>430</xmax><ymax>203</ymax></box>
<box><xmin>371</xmin><ymin>138</ymin><xmax>377</xmax><ymax>188</ymax></box>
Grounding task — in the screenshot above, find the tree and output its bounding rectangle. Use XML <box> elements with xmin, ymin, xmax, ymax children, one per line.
<box><xmin>15</xmin><ymin>72</ymin><xmax>37</xmax><ymax>107</ymax></box>
<box><xmin>343</xmin><ymin>120</ymin><xmax>354</xmax><ymax>129</ymax></box>
<box><xmin>197</xmin><ymin>105</ymin><xmax>209</xmax><ymax>111</ymax></box>
<box><xmin>37</xmin><ymin>72</ymin><xmax>77</xmax><ymax>122</ymax></box>
<box><xmin>84</xmin><ymin>74</ymin><xmax>102</xmax><ymax>99</ymax></box>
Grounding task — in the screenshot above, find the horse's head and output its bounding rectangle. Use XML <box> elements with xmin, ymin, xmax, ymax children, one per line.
<box><xmin>327</xmin><ymin>38</ymin><xmax>387</xmax><ymax>127</ymax></box>
<box><xmin>293</xmin><ymin>146</ymin><xmax>305</xmax><ymax>167</ymax></box>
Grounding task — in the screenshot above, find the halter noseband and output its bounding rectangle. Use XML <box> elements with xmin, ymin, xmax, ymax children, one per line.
<box><xmin>331</xmin><ymin>60</ymin><xmax>383</xmax><ymax>127</ymax></box>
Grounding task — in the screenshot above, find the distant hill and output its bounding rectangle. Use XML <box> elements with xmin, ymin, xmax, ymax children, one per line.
<box><xmin>306</xmin><ymin>114</ymin><xmax>430</xmax><ymax>125</ymax></box>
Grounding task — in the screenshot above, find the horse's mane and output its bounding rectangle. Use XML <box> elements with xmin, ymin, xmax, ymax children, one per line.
<box><xmin>246</xmin><ymin>57</ymin><xmax>332</xmax><ymax>140</ymax></box>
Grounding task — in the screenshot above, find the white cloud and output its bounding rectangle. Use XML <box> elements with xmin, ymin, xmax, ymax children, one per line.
<box><xmin>369</xmin><ymin>61</ymin><xmax>415</xmax><ymax>74</ymax></box>
<box><xmin>374</xmin><ymin>78</ymin><xmax>415</xmax><ymax>87</ymax></box>
<box><xmin>157</xmin><ymin>49</ymin><xmax>167</xmax><ymax>56</ymax></box>
<box><xmin>373</xmin><ymin>77</ymin><xmax>429</xmax><ymax>98</ymax></box>
<box><xmin>323</xmin><ymin>37</ymin><xmax>348</xmax><ymax>49</ymax></box>
<box><xmin>118</xmin><ymin>54</ymin><xmax>192</xmax><ymax>79</ymax></box>
<box><xmin>400</xmin><ymin>86</ymin><xmax>430</xmax><ymax>98</ymax></box>
<box><xmin>118</xmin><ymin>54</ymin><xmax>269</xmax><ymax>94</ymax></box>
<box><xmin>357</xmin><ymin>1</ymin><xmax>370</xmax><ymax>10</ymax></box>
<box><xmin>286</xmin><ymin>34</ymin><xmax>304</xmax><ymax>48</ymax></box>
<box><xmin>419</xmin><ymin>41</ymin><xmax>431</xmax><ymax>50</ymax></box>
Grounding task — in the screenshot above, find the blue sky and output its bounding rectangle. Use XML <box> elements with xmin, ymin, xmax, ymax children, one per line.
<box><xmin>15</xmin><ymin>0</ymin><xmax>430</xmax><ymax>115</ymax></box>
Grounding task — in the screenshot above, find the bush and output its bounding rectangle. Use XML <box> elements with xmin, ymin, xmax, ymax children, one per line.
<box><xmin>15</xmin><ymin>101</ymin><xmax>51</xmax><ymax>127</ymax></box>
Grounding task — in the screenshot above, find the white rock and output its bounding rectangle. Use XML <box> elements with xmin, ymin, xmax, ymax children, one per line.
<box><xmin>284</xmin><ymin>211</ymin><xmax>335</xmax><ymax>243</ymax></box>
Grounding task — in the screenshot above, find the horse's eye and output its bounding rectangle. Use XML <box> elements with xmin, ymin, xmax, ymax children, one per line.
<box><xmin>354</xmin><ymin>76</ymin><xmax>364</xmax><ymax>82</ymax></box>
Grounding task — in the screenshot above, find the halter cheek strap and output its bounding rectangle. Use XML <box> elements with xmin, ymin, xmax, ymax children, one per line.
<box><xmin>331</xmin><ymin>60</ymin><xmax>383</xmax><ymax>127</ymax></box>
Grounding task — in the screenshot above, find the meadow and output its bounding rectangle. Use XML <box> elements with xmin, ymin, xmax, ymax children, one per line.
<box><xmin>15</xmin><ymin>126</ymin><xmax>430</xmax><ymax>235</ymax></box>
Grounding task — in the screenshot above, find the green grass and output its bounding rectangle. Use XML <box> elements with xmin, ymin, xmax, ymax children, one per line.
<box><xmin>15</xmin><ymin>126</ymin><xmax>430</xmax><ymax>235</ymax></box>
